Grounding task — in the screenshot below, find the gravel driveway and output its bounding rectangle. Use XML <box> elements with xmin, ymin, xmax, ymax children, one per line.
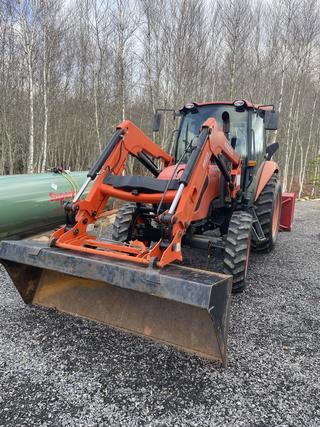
<box><xmin>0</xmin><ymin>200</ymin><xmax>319</xmax><ymax>426</ymax></box>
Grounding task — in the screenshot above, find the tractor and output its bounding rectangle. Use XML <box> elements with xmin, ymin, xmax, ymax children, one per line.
<box><xmin>0</xmin><ymin>99</ymin><xmax>285</xmax><ymax>365</ymax></box>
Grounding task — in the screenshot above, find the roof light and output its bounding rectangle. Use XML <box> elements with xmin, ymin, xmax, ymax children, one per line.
<box><xmin>185</xmin><ymin>103</ymin><xmax>195</xmax><ymax>109</ymax></box>
<box><xmin>234</xmin><ymin>100</ymin><xmax>245</xmax><ymax>107</ymax></box>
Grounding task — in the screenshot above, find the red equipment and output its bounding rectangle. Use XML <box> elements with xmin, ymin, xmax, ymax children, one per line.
<box><xmin>280</xmin><ymin>193</ymin><xmax>296</xmax><ymax>231</ymax></box>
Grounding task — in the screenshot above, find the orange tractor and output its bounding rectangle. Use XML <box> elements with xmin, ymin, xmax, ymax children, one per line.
<box><xmin>51</xmin><ymin>100</ymin><xmax>282</xmax><ymax>290</ymax></box>
<box><xmin>0</xmin><ymin>100</ymin><xmax>293</xmax><ymax>365</ymax></box>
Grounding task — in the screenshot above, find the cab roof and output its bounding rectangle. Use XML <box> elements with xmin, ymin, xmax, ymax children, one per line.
<box><xmin>191</xmin><ymin>100</ymin><xmax>274</xmax><ymax>111</ymax></box>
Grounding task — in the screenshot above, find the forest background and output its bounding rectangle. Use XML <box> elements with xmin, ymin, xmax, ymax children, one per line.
<box><xmin>1</xmin><ymin>0</ymin><xmax>320</xmax><ymax>198</ymax></box>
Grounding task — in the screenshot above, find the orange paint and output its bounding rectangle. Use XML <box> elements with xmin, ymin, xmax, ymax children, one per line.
<box><xmin>52</xmin><ymin>118</ymin><xmax>242</xmax><ymax>268</ymax></box>
<box><xmin>255</xmin><ymin>160</ymin><xmax>279</xmax><ymax>201</ymax></box>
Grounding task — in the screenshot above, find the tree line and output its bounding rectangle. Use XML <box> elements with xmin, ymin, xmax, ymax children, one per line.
<box><xmin>0</xmin><ymin>0</ymin><xmax>320</xmax><ymax>198</ymax></box>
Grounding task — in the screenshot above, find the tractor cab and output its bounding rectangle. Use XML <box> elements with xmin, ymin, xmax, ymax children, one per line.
<box><xmin>174</xmin><ymin>100</ymin><xmax>279</xmax><ymax>168</ymax></box>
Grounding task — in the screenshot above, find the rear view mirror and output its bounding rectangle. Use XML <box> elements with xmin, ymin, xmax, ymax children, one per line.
<box><xmin>222</xmin><ymin>111</ymin><xmax>230</xmax><ymax>135</ymax></box>
<box><xmin>152</xmin><ymin>111</ymin><xmax>162</xmax><ymax>132</ymax></box>
<box><xmin>265</xmin><ymin>142</ymin><xmax>279</xmax><ymax>160</ymax></box>
<box><xmin>230</xmin><ymin>137</ymin><xmax>237</xmax><ymax>149</ymax></box>
<box><xmin>264</xmin><ymin>110</ymin><xmax>279</xmax><ymax>130</ymax></box>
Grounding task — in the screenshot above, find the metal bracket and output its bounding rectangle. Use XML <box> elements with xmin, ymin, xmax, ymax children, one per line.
<box><xmin>250</xmin><ymin>208</ymin><xmax>266</xmax><ymax>242</ymax></box>
<box><xmin>27</xmin><ymin>246</ymin><xmax>43</xmax><ymax>258</ymax></box>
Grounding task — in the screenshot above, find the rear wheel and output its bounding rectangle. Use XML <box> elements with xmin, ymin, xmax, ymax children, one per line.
<box><xmin>223</xmin><ymin>211</ymin><xmax>252</xmax><ymax>293</ymax></box>
<box><xmin>112</xmin><ymin>202</ymin><xmax>141</xmax><ymax>242</ymax></box>
<box><xmin>252</xmin><ymin>174</ymin><xmax>282</xmax><ymax>252</ymax></box>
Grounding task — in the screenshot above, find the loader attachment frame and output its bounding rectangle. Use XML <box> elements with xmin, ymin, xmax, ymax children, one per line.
<box><xmin>51</xmin><ymin>118</ymin><xmax>242</xmax><ymax>268</ymax></box>
<box><xmin>0</xmin><ymin>239</ymin><xmax>232</xmax><ymax>366</ymax></box>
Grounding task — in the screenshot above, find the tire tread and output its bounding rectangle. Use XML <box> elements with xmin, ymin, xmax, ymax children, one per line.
<box><xmin>223</xmin><ymin>211</ymin><xmax>252</xmax><ymax>293</ymax></box>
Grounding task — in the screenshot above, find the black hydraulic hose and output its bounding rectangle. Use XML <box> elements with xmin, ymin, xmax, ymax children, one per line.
<box><xmin>214</xmin><ymin>154</ymin><xmax>232</xmax><ymax>184</ymax></box>
<box><xmin>87</xmin><ymin>129</ymin><xmax>123</xmax><ymax>180</ymax></box>
<box><xmin>137</xmin><ymin>152</ymin><xmax>160</xmax><ymax>177</ymax></box>
<box><xmin>179</xmin><ymin>124</ymin><xmax>233</xmax><ymax>190</ymax></box>
<box><xmin>179</xmin><ymin>128</ymin><xmax>209</xmax><ymax>186</ymax></box>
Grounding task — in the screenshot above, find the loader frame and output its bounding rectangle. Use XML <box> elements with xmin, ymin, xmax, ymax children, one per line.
<box><xmin>51</xmin><ymin>118</ymin><xmax>242</xmax><ymax>268</ymax></box>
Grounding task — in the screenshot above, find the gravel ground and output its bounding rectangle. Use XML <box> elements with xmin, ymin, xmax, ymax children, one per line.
<box><xmin>0</xmin><ymin>200</ymin><xmax>319</xmax><ymax>426</ymax></box>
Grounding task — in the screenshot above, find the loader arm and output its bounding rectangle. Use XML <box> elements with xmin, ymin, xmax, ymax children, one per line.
<box><xmin>156</xmin><ymin>117</ymin><xmax>242</xmax><ymax>266</ymax></box>
<box><xmin>51</xmin><ymin>117</ymin><xmax>241</xmax><ymax>269</ymax></box>
<box><xmin>80</xmin><ymin>119</ymin><xmax>173</xmax><ymax>214</ymax></box>
<box><xmin>52</xmin><ymin>120</ymin><xmax>173</xmax><ymax>238</ymax></box>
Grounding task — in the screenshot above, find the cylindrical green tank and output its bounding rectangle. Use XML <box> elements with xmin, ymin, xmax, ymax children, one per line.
<box><xmin>0</xmin><ymin>171</ymin><xmax>89</xmax><ymax>240</ymax></box>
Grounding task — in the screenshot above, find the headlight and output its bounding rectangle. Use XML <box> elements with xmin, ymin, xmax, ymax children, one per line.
<box><xmin>234</xmin><ymin>100</ymin><xmax>245</xmax><ymax>107</ymax></box>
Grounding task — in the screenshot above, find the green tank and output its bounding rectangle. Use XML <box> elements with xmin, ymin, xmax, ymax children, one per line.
<box><xmin>0</xmin><ymin>171</ymin><xmax>89</xmax><ymax>239</ymax></box>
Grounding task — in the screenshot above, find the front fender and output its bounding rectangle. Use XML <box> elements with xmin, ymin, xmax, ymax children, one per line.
<box><xmin>254</xmin><ymin>160</ymin><xmax>279</xmax><ymax>201</ymax></box>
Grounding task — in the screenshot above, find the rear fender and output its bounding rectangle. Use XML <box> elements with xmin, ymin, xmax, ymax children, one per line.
<box><xmin>254</xmin><ymin>160</ymin><xmax>279</xmax><ymax>202</ymax></box>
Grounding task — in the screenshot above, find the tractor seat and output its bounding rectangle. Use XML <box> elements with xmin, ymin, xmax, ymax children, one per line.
<box><xmin>104</xmin><ymin>174</ymin><xmax>179</xmax><ymax>194</ymax></box>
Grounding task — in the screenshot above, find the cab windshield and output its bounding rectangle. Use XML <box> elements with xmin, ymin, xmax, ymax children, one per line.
<box><xmin>176</xmin><ymin>105</ymin><xmax>248</xmax><ymax>161</ymax></box>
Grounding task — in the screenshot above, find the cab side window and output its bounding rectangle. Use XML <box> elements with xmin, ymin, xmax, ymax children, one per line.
<box><xmin>230</xmin><ymin>121</ymin><xmax>247</xmax><ymax>159</ymax></box>
<box><xmin>251</xmin><ymin>112</ymin><xmax>265</xmax><ymax>166</ymax></box>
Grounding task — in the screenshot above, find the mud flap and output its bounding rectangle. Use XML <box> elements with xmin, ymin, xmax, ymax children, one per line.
<box><xmin>0</xmin><ymin>240</ymin><xmax>232</xmax><ymax>366</ymax></box>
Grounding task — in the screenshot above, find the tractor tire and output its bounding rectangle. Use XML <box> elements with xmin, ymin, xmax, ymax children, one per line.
<box><xmin>223</xmin><ymin>211</ymin><xmax>252</xmax><ymax>293</ymax></box>
<box><xmin>252</xmin><ymin>174</ymin><xmax>282</xmax><ymax>252</ymax></box>
<box><xmin>112</xmin><ymin>202</ymin><xmax>138</xmax><ymax>242</ymax></box>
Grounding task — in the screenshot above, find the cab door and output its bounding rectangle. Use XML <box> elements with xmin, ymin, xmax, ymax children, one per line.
<box><xmin>250</xmin><ymin>110</ymin><xmax>266</xmax><ymax>167</ymax></box>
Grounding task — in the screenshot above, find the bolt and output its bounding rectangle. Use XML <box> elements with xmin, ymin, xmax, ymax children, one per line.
<box><xmin>73</xmin><ymin>228</ymin><xmax>79</xmax><ymax>235</ymax></box>
<box><xmin>49</xmin><ymin>238</ymin><xmax>57</xmax><ymax>248</ymax></box>
<box><xmin>83</xmin><ymin>218</ymin><xmax>88</xmax><ymax>224</ymax></box>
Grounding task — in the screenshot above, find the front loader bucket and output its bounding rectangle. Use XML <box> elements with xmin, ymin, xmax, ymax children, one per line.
<box><xmin>0</xmin><ymin>240</ymin><xmax>232</xmax><ymax>366</ymax></box>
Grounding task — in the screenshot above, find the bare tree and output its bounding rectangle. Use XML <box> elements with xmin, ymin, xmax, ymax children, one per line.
<box><xmin>16</xmin><ymin>0</ymin><xmax>42</xmax><ymax>173</ymax></box>
<box><xmin>0</xmin><ymin>0</ymin><xmax>319</xmax><ymax>198</ymax></box>
<box><xmin>220</xmin><ymin>0</ymin><xmax>252</xmax><ymax>99</ymax></box>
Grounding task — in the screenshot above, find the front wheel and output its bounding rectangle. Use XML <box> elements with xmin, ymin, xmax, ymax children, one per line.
<box><xmin>112</xmin><ymin>202</ymin><xmax>140</xmax><ymax>242</ymax></box>
<box><xmin>223</xmin><ymin>211</ymin><xmax>252</xmax><ymax>293</ymax></box>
